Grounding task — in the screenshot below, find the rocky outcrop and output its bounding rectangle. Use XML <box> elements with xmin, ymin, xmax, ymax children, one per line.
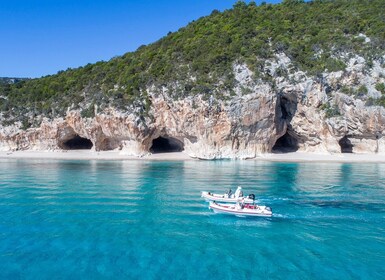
<box><xmin>0</xmin><ymin>89</ymin><xmax>284</xmax><ymax>159</ymax></box>
<box><xmin>1</xmin><ymin>53</ymin><xmax>385</xmax><ymax>159</ymax></box>
<box><xmin>0</xmin><ymin>77</ymin><xmax>30</xmax><ymax>84</ymax></box>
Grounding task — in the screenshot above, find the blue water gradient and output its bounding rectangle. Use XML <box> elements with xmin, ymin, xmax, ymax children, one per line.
<box><xmin>1</xmin><ymin>159</ymin><xmax>385</xmax><ymax>279</ymax></box>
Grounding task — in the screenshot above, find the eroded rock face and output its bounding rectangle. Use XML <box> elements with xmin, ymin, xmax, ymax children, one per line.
<box><xmin>0</xmin><ymin>90</ymin><xmax>284</xmax><ymax>159</ymax></box>
<box><xmin>1</xmin><ymin>53</ymin><xmax>385</xmax><ymax>159</ymax></box>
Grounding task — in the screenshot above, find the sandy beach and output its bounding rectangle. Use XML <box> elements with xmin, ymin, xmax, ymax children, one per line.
<box><xmin>1</xmin><ymin>150</ymin><xmax>385</xmax><ymax>163</ymax></box>
<box><xmin>0</xmin><ymin>150</ymin><xmax>194</xmax><ymax>161</ymax></box>
<box><xmin>258</xmin><ymin>152</ymin><xmax>385</xmax><ymax>163</ymax></box>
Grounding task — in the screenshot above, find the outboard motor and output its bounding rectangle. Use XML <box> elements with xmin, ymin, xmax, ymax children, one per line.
<box><xmin>248</xmin><ymin>194</ymin><xmax>255</xmax><ymax>200</ymax></box>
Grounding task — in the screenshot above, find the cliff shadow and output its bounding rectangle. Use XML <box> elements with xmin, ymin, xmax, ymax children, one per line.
<box><xmin>279</xmin><ymin>93</ymin><xmax>298</xmax><ymax>123</ymax></box>
<box><xmin>150</xmin><ymin>136</ymin><xmax>184</xmax><ymax>153</ymax></box>
<box><xmin>273</xmin><ymin>92</ymin><xmax>299</xmax><ymax>153</ymax></box>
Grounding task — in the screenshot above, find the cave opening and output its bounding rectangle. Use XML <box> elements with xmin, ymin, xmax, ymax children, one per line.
<box><xmin>339</xmin><ymin>136</ymin><xmax>353</xmax><ymax>153</ymax></box>
<box><xmin>279</xmin><ymin>95</ymin><xmax>297</xmax><ymax>122</ymax></box>
<box><xmin>62</xmin><ymin>135</ymin><xmax>93</xmax><ymax>150</ymax></box>
<box><xmin>150</xmin><ymin>136</ymin><xmax>184</xmax><ymax>153</ymax></box>
<box><xmin>272</xmin><ymin>131</ymin><xmax>299</xmax><ymax>153</ymax></box>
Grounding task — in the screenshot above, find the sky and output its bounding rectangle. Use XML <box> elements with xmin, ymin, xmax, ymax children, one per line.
<box><xmin>0</xmin><ymin>0</ymin><xmax>281</xmax><ymax>78</ymax></box>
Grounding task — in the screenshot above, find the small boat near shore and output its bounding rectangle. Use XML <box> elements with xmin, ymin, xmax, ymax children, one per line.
<box><xmin>209</xmin><ymin>201</ymin><xmax>272</xmax><ymax>217</ymax></box>
<box><xmin>201</xmin><ymin>186</ymin><xmax>255</xmax><ymax>203</ymax></box>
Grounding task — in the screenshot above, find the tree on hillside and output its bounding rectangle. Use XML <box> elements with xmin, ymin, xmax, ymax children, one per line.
<box><xmin>282</xmin><ymin>0</ymin><xmax>305</xmax><ymax>5</ymax></box>
<box><xmin>233</xmin><ymin>0</ymin><xmax>248</xmax><ymax>9</ymax></box>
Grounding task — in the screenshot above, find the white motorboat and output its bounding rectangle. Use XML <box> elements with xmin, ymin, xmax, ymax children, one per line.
<box><xmin>209</xmin><ymin>201</ymin><xmax>272</xmax><ymax>217</ymax></box>
<box><xmin>201</xmin><ymin>186</ymin><xmax>255</xmax><ymax>203</ymax></box>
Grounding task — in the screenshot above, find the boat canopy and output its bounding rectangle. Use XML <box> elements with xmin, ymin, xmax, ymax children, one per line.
<box><xmin>234</xmin><ymin>186</ymin><xmax>243</xmax><ymax>198</ymax></box>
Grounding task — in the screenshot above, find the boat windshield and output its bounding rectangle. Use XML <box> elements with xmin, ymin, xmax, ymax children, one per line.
<box><xmin>234</xmin><ymin>186</ymin><xmax>243</xmax><ymax>198</ymax></box>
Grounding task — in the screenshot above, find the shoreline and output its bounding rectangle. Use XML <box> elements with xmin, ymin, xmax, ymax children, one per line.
<box><xmin>1</xmin><ymin>150</ymin><xmax>385</xmax><ymax>163</ymax></box>
<box><xmin>257</xmin><ymin>152</ymin><xmax>385</xmax><ymax>163</ymax></box>
<box><xmin>0</xmin><ymin>150</ymin><xmax>194</xmax><ymax>161</ymax></box>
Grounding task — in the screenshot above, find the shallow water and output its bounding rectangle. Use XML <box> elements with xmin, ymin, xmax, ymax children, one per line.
<box><xmin>1</xmin><ymin>159</ymin><xmax>385</xmax><ymax>279</ymax></box>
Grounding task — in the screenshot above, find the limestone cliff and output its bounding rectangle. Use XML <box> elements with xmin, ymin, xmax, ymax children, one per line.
<box><xmin>1</xmin><ymin>52</ymin><xmax>385</xmax><ymax>159</ymax></box>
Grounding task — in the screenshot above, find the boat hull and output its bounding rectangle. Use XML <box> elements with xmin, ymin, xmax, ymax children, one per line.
<box><xmin>209</xmin><ymin>202</ymin><xmax>272</xmax><ymax>217</ymax></box>
<box><xmin>201</xmin><ymin>191</ymin><xmax>254</xmax><ymax>203</ymax></box>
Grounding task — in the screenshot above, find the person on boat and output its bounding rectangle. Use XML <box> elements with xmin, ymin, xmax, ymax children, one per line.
<box><xmin>227</xmin><ymin>188</ymin><xmax>232</xmax><ymax>198</ymax></box>
<box><xmin>241</xmin><ymin>198</ymin><xmax>246</xmax><ymax>209</ymax></box>
<box><xmin>236</xmin><ymin>202</ymin><xmax>241</xmax><ymax>210</ymax></box>
<box><xmin>236</xmin><ymin>201</ymin><xmax>244</xmax><ymax>210</ymax></box>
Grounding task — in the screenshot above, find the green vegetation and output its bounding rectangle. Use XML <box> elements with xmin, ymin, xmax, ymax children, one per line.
<box><xmin>340</xmin><ymin>84</ymin><xmax>370</xmax><ymax>100</ymax></box>
<box><xmin>320</xmin><ymin>102</ymin><xmax>341</xmax><ymax>118</ymax></box>
<box><xmin>375</xmin><ymin>83</ymin><xmax>385</xmax><ymax>95</ymax></box>
<box><xmin>1</xmin><ymin>0</ymin><xmax>385</xmax><ymax>126</ymax></box>
<box><xmin>367</xmin><ymin>83</ymin><xmax>385</xmax><ymax>107</ymax></box>
<box><xmin>340</xmin><ymin>86</ymin><xmax>355</xmax><ymax>96</ymax></box>
<box><xmin>368</xmin><ymin>96</ymin><xmax>385</xmax><ymax>107</ymax></box>
<box><xmin>357</xmin><ymin>85</ymin><xmax>368</xmax><ymax>96</ymax></box>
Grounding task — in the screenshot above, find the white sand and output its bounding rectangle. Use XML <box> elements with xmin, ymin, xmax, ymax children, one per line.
<box><xmin>258</xmin><ymin>152</ymin><xmax>385</xmax><ymax>163</ymax></box>
<box><xmin>0</xmin><ymin>150</ymin><xmax>194</xmax><ymax>161</ymax></box>
<box><xmin>1</xmin><ymin>150</ymin><xmax>385</xmax><ymax>163</ymax></box>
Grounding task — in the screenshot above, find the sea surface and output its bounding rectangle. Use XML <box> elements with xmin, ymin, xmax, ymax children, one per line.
<box><xmin>1</xmin><ymin>159</ymin><xmax>385</xmax><ymax>279</ymax></box>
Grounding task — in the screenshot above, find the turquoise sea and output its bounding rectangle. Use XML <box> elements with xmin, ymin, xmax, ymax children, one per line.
<box><xmin>1</xmin><ymin>159</ymin><xmax>385</xmax><ymax>279</ymax></box>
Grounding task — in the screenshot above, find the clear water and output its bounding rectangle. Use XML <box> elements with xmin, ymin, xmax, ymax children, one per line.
<box><xmin>1</xmin><ymin>159</ymin><xmax>385</xmax><ymax>279</ymax></box>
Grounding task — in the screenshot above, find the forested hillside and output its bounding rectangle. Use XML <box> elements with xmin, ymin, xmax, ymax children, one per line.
<box><xmin>1</xmin><ymin>0</ymin><xmax>384</xmax><ymax>127</ymax></box>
